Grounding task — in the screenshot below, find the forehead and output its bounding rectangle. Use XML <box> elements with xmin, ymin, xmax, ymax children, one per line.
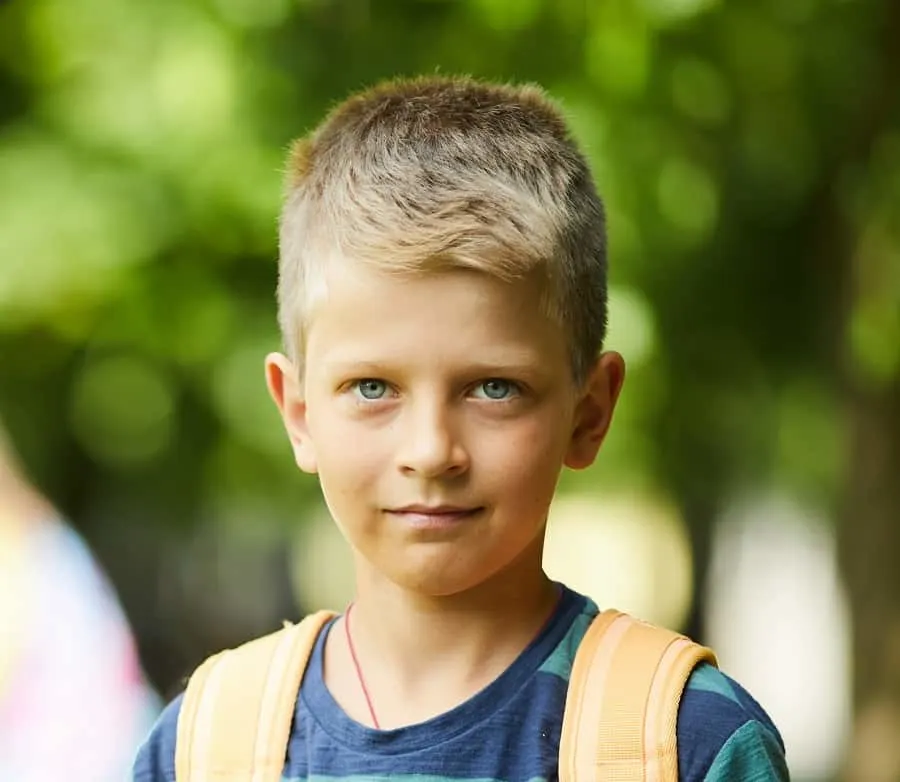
<box><xmin>303</xmin><ymin>264</ymin><xmax>568</xmax><ymax>373</ymax></box>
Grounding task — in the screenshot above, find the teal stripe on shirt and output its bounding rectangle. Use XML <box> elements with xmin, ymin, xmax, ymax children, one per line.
<box><xmin>704</xmin><ymin>720</ymin><xmax>790</xmax><ymax>781</ymax></box>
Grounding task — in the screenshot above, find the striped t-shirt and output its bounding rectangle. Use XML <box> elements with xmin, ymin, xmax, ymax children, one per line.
<box><xmin>133</xmin><ymin>586</ymin><xmax>788</xmax><ymax>781</ymax></box>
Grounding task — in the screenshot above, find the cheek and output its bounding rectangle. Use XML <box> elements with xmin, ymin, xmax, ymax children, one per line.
<box><xmin>478</xmin><ymin>412</ymin><xmax>570</xmax><ymax>495</ymax></box>
<box><xmin>307</xmin><ymin>405</ymin><xmax>381</xmax><ymax>488</ymax></box>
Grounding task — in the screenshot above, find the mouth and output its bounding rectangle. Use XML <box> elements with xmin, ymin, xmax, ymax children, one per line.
<box><xmin>385</xmin><ymin>505</ymin><xmax>484</xmax><ymax>528</ymax></box>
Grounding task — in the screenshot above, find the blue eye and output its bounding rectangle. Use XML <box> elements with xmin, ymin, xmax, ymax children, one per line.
<box><xmin>474</xmin><ymin>379</ymin><xmax>517</xmax><ymax>400</ymax></box>
<box><xmin>354</xmin><ymin>379</ymin><xmax>388</xmax><ymax>400</ymax></box>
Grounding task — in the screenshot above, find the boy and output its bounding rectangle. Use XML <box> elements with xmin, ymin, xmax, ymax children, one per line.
<box><xmin>133</xmin><ymin>76</ymin><xmax>788</xmax><ymax>781</ymax></box>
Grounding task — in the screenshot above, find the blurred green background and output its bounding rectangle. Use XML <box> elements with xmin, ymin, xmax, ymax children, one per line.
<box><xmin>1</xmin><ymin>0</ymin><xmax>898</xmax><ymax>779</ymax></box>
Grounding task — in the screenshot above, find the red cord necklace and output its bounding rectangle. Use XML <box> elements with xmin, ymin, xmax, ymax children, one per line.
<box><xmin>344</xmin><ymin>602</ymin><xmax>381</xmax><ymax>729</ymax></box>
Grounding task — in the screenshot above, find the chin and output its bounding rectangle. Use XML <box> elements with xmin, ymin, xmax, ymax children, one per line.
<box><xmin>389</xmin><ymin>564</ymin><xmax>494</xmax><ymax>598</ymax></box>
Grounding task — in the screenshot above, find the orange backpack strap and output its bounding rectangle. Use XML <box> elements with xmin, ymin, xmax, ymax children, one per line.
<box><xmin>175</xmin><ymin>610</ymin><xmax>335</xmax><ymax>782</ymax></box>
<box><xmin>559</xmin><ymin>609</ymin><xmax>718</xmax><ymax>782</ymax></box>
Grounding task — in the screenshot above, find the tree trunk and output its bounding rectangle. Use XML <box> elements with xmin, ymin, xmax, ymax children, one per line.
<box><xmin>817</xmin><ymin>3</ymin><xmax>900</xmax><ymax>776</ymax></box>
<box><xmin>838</xmin><ymin>375</ymin><xmax>900</xmax><ymax>781</ymax></box>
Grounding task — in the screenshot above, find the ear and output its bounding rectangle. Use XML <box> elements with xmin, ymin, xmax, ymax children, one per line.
<box><xmin>564</xmin><ymin>351</ymin><xmax>626</xmax><ymax>470</ymax></box>
<box><xmin>265</xmin><ymin>352</ymin><xmax>318</xmax><ymax>474</ymax></box>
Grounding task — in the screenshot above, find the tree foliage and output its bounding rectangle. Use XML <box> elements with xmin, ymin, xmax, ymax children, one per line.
<box><xmin>1</xmin><ymin>0</ymin><xmax>898</xmax><ymax>771</ymax></box>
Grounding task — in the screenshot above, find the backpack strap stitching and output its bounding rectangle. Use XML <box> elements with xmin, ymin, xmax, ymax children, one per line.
<box><xmin>559</xmin><ymin>610</ymin><xmax>631</xmax><ymax>781</ymax></box>
<box><xmin>249</xmin><ymin>625</ymin><xmax>299</xmax><ymax>780</ymax></box>
<box><xmin>176</xmin><ymin>648</ymin><xmax>227</xmax><ymax>782</ymax></box>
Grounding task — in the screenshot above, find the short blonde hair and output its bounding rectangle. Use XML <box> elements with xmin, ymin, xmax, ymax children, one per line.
<box><xmin>277</xmin><ymin>76</ymin><xmax>607</xmax><ymax>382</ymax></box>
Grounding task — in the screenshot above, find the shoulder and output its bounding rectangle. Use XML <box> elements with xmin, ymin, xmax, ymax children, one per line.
<box><xmin>132</xmin><ymin>692</ymin><xmax>182</xmax><ymax>782</ymax></box>
<box><xmin>677</xmin><ymin>663</ymin><xmax>789</xmax><ymax>781</ymax></box>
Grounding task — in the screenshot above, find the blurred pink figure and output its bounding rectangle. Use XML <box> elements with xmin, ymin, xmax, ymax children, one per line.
<box><xmin>0</xmin><ymin>425</ymin><xmax>159</xmax><ymax>781</ymax></box>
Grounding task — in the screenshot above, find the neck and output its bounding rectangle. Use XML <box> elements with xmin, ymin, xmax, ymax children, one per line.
<box><xmin>334</xmin><ymin>543</ymin><xmax>560</xmax><ymax>727</ymax></box>
<box><xmin>356</xmin><ymin>576</ymin><xmax>557</xmax><ymax>667</ymax></box>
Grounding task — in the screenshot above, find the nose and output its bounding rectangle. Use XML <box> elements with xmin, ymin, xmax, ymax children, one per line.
<box><xmin>395</xmin><ymin>398</ymin><xmax>469</xmax><ymax>479</ymax></box>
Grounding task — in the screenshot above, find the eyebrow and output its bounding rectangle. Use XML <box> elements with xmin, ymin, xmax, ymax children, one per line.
<box><xmin>321</xmin><ymin>353</ymin><xmax>546</xmax><ymax>377</ymax></box>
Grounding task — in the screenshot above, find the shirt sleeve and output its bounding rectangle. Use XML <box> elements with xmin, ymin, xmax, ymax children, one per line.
<box><xmin>676</xmin><ymin>663</ymin><xmax>789</xmax><ymax>781</ymax></box>
<box><xmin>703</xmin><ymin>720</ymin><xmax>790</xmax><ymax>781</ymax></box>
<box><xmin>132</xmin><ymin>693</ymin><xmax>183</xmax><ymax>782</ymax></box>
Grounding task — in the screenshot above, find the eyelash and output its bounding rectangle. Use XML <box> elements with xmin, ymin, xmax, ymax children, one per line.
<box><xmin>351</xmin><ymin>379</ymin><xmax>394</xmax><ymax>402</ymax></box>
<box><xmin>471</xmin><ymin>378</ymin><xmax>522</xmax><ymax>401</ymax></box>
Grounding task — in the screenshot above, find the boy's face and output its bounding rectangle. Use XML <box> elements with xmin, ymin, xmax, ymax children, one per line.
<box><xmin>267</xmin><ymin>264</ymin><xmax>624</xmax><ymax>598</ymax></box>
